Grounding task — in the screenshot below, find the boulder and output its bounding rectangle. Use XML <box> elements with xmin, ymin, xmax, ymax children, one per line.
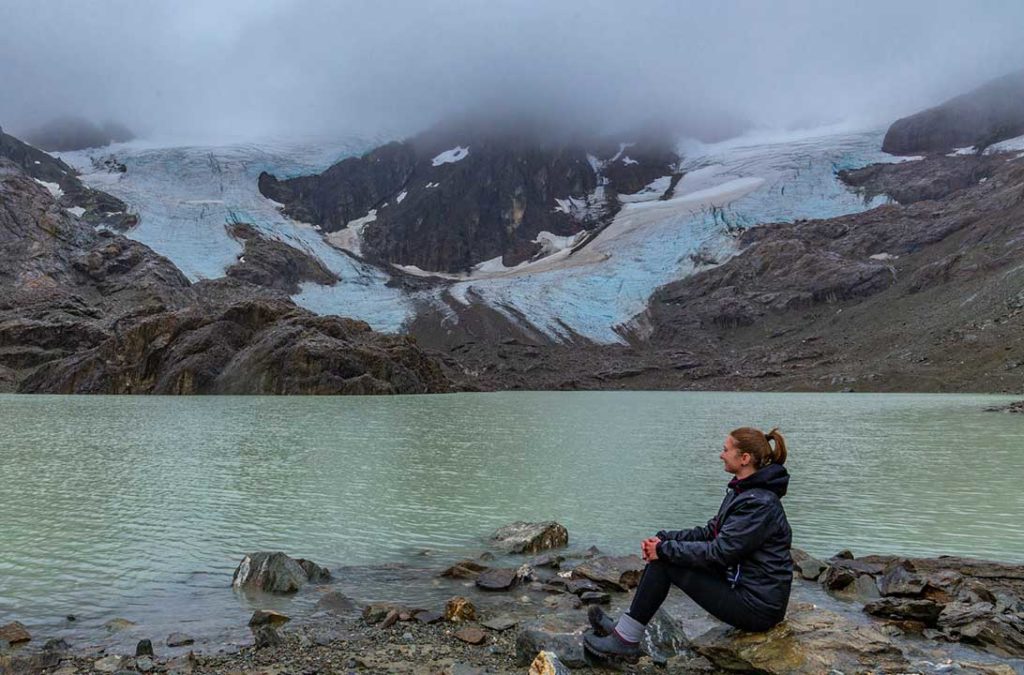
<box><xmin>938</xmin><ymin>601</ymin><xmax>1024</xmax><ymax>657</ymax></box>
<box><xmin>491</xmin><ymin>521</ymin><xmax>568</xmax><ymax>554</ymax></box>
<box><xmin>570</xmin><ymin>555</ymin><xmax>645</xmax><ymax>592</ymax></box>
<box><xmin>136</xmin><ymin>639</ymin><xmax>154</xmax><ymax>657</ymax></box>
<box><xmin>528</xmin><ymin>650</ymin><xmax>571</xmax><ymax>675</ymax></box>
<box><xmin>248</xmin><ymin>610</ymin><xmax>291</xmax><ymax>627</ymax></box>
<box><xmin>0</xmin><ymin>622</ymin><xmax>30</xmax><ymax>644</ymax></box>
<box><xmin>514</xmin><ymin>617</ymin><xmax>587</xmax><ymax>669</ymax></box>
<box><xmin>296</xmin><ymin>558</ymin><xmax>332</xmax><ymax>583</ymax></box>
<box><xmin>445</xmin><ymin>596</ymin><xmax>477</xmax><ymax>622</ymax></box>
<box><xmin>104</xmin><ymin>618</ymin><xmax>136</xmax><ymax>632</ymax></box>
<box><xmin>362</xmin><ymin>603</ymin><xmax>394</xmax><ymax>624</ymax></box>
<box><xmin>232</xmin><ymin>551</ymin><xmax>327</xmax><ymax>593</ymax></box>
<box><xmin>692</xmin><ymin>602</ymin><xmax>910</xmax><ymax>674</ymax></box>
<box><xmin>792</xmin><ymin>555</ymin><xmax>827</xmax><ymax>581</ymax></box>
<box><xmin>642</xmin><ymin>608</ymin><xmax>692</xmax><ymax>666</ymax></box>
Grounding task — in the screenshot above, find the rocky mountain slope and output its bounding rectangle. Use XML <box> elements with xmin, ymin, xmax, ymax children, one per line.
<box><xmin>0</xmin><ymin>151</ymin><xmax>451</xmax><ymax>395</ymax></box>
<box><xmin>259</xmin><ymin>121</ymin><xmax>680</xmax><ymax>272</ymax></box>
<box><xmin>883</xmin><ymin>69</ymin><xmax>1024</xmax><ymax>155</ymax></box>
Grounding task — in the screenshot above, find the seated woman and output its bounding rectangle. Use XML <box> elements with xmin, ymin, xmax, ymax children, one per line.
<box><xmin>584</xmin><ymin>427</ymin><xmax>793</xmax><ymax>663</ymax></box>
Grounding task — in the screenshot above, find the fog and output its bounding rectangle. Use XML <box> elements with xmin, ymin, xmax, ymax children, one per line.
<box><xmin>3</xmin><ymin>0</ymin><xmax>1024</xmax><ymax>143</ymax></box>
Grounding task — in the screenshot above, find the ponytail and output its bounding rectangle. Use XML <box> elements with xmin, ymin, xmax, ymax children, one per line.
<box><xmin>730</xmin><ymin>426</ymin><xmax>789</xmax><ymax>469</ymax></box>
<box><xmin>764</xmin><ymin>428</ymin><xmax>787</xmax><ymax>466</ymax></box>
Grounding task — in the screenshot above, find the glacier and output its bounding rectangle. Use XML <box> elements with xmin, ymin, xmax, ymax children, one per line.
<box><xmin>60</xmin><ymin>127</ymin><xmax>908</xmax><ymax>343</ymax></box>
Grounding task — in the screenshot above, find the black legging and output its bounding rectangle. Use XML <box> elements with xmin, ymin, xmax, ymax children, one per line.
<box><xmin>627</xmin><ymin>560</ymin><xmax>780</xmax><ymax>632</ymax></box>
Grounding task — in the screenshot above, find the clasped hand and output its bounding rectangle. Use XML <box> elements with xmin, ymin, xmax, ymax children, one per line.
<box><xmin>641</xmin><ymin>536</ymin><xmax>660</xmax><ymax>562</ymax></box>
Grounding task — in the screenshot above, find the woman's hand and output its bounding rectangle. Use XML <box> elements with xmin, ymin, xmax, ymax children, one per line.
<box><xmin>641</xmin><ymin>536</ymin><xmax>660</xmax><ymax>562</ymax></box>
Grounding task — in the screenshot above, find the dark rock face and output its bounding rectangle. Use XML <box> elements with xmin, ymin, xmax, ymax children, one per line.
<box><xmin>259</xmin><ymin>122</ymin><xmax>680</xmax><ymax>272</ymax></box>
<box><xmin>0</xmin><ymin>149</ymin><xmax>451</xmax><ymax>395</ymax></box>
<box><xmin>1</xmin><ymin>128</ymin><xmax>137</xmax><ymax>230</ymax></box>
<box><xmin>883</xmin><ymin>69</ymin><xmax>1024</xmax><ymax>155</ymax></box>
<box><xmin>838</xmin><ymin>155</ymin><xmax>999</xmax><ymax>204</ymax></box>
<box><xmin>225</xmin><ymin>222</ymin><xmax>338</xmax><ymax>294</ymax></box>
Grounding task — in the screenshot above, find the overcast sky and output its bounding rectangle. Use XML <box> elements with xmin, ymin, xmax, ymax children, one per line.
<box><xmin>3</xmin><ymin>0</ymin><xmax>1024</xmax><ymax>142</ymax></box>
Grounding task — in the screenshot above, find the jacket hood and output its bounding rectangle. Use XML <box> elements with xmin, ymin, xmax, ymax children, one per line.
<box><xmin>729</xmin><ymin>462</ymin><xmax>789</xmax><ymax>498</ymax></box>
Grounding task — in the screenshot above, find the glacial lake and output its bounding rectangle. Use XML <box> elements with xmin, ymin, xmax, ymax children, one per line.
<box><xmin>1</xmin><ymin>392</ymin><xmax>1022</xmax><ymax>648</ymax></box>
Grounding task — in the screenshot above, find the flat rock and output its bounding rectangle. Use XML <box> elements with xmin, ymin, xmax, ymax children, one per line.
<box><xmin>104</xmin><ymin>618</ymin><xmax>136</xmax><ymax>633</ymax></box>
<box><xmin>166</xmin><ymin>632</ymin><xmax>194</xmax><ymax>647</ymax></box>
<box><xmin>93</xmin><ymin>655</ymin><xmax>126</xmax><ymax>673</ymax></box>
<box><xmin>579</xmin><ymin>591</ymin><xmax>610</xmax><ymax>605</ymax></box>
<box><xmin>416</xmin><ymin>610</ymin><xmax>445</xmax><ymax>624</ymax></box>
<box><xmin>476</xmin><ymin>567</ymin><xmax>520</xmax><ymax>591</ymax></box>
<box><xmin>570</xmin><ymin>555</ymin><xmax>645</xmax><ymax>591</ymax></box>
<box><xmin>315</xmin><ymin>590</ymin><xmax>360</xmax><ymax>616</ymax></box>
<box><xmin>879</xmin><ymin>560</ymin><xmax>927</xmax><ymax>596</ymax></box>
<box><xmin>248</xmin><ymin>609</ymin><xmax>290</xmax><ymax>627</ymax></box>
<box><xmin>481</xmin><ymin>616</ymin><xmax>518</xmax><ymax>632</ymax></box>
<box><xmin>864</xmin><ymin>597</ymin><xmax>944</xmax><ymax>625</ymax></box>
<box><xmin>454</xmin><ymin>626</ymin><xmax>487</xmax><ymax>645</ymax></box>
<box><xmin>491</xmin><ymin>521</ymin><xmax>569</xmax><ymax>554</ymax></box>
<box><xmin>441</xmin><ymin>559</ymin><xmax>489</xmax><ymax>579</ymax></box>
<box><xmin>0</xmin><ymin>622</ymin><xmax>30</xmax><ymax>644</ymax></box>
<box><xmin>692</xmin><ymin>602</ymin><xmax>910</xmax><ymax>674</ymax></box>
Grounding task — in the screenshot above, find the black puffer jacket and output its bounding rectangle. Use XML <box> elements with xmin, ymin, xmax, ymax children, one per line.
<box><xmin>655</xmin><ymin>463</ymin><xmax>793</xmax><ymax>620</ymax></box>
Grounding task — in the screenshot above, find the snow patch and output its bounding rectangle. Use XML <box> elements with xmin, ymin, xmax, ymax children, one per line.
<box><xmin>620</xmin><ymin>156</ymin><xmax>639</xmax><ymax>166</ymax></box>
<box><xmin>609</xmin><ymin>143</ymin><xmax>633</xmax><ymax>163</ymax></box>
<box><xmin>66</xmin><ymin>206</ymin><xmax>86</xmax><ymax>217</ymax></box>
<box><xmin>425</xmin><ymin>181</ymin><xmax>439</xmax><ymax>189</ymax></box>
<box><xmin>869</xmin><ymin>253</ymin><xmax>898</xmax><ymax>261</ymax></box>
<box><xmin>33</xmin><ymin>179</ymin><xmax>63</xmax><ymax>198</ymax></box>
<box><xmin>948</xmin><ymin>146</ymin><xmax>977</xmax><ymax>157</ymax></box>
<box><xmin>432</xmin><ymin>146</ymin><xmax>469</xmax><ymax>166</ymax></box>
<box><xmin>988</xmin><ymin>134</ymin><xmax>1024</xmax><ymax>154</ymax></box>
<box><xmin>396</xmin><ymin>190</ymin><xmax>408</xmax><ymax>204</ymax></box>
<box><xmin>619</xmin><ymin>175</ymin><xmax>674</xmax><ymax>203</ymax></box>
<box><xmin>327</xmin><ymin>209</ymin><xmax>377</xmax><ymax>256</ymax></box>
<box><xmin>534</xmin><ymin>231</ymin><xmax>583</xmax><ymax>256</ymax></box>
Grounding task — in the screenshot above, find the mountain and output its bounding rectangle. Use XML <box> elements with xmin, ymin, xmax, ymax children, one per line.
<box><xmin>258</xmin><ymin>121</ymin><xmax>681</xmax><ymax>273</ymax></box>
<box><xmin>882</xmin><ymin>69</ymin><xmax>1024</xmax><ymax>155</ymax></box>
<box><xmin>0</xmin><ymin>139</ymin><xmax>451</xmax><ymax>395</ymax></box>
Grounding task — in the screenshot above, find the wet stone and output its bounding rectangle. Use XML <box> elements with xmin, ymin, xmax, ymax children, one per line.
<box><xmin>136</xmin><ymin>639</ymin><xmax>154</xmax><ymax>657</ymax></box>
<box><xmin>454</xmin><ymin>627</ymin><xmax>487</xmax><ymax>645</ymax></box>
<box><xmin>0</xmin><ymin>622</ymin><xmax>31</xmax><ymax>645</ymax></box>
<box><xmin>249</xmin><ymin>609</ymin><xmax>291</xmax><ymax>627</ymax></box>
<box><xmin>481</xmin><ymin>616</ymin><xmax>518</xmax><ymax>632</ymax></box>
<box><xmin>445</xmin><ymin>596</ymin><xmax>477</xmax><ymax>622</ymax></box>
<box><xmin>476</xmin><ymin>567</ymin><xmax>520</xmax><ymax>591</ymax></box>
<box><xmin>491</xmin><ymin>521</ymin><xmax>569</xmax><ymax>554</ymax></box>
<box><xmin>166</xmin><ymin>632</ymin><xmax>194</xmax><ymax>647</ymax></box>
<box><xmin>580</xmin><ymin>591</ymin><xmax>611</xmax><ymax>605</ymax></box>
<box><xmin>416</xmin><ymin>610</ymin><xmax>445</xmax><ymax>624</ymax></box>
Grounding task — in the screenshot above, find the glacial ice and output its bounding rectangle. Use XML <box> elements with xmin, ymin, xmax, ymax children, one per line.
<box><xmin>58</xmin><ymin>127</ymin><xmax>910</xmax><ymax>342</ymax></box>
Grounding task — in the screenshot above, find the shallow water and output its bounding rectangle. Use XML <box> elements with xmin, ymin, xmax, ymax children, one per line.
<box><xmin>1</xmin><ymin>391</ymin><xmax>1021</xmax><ymax>646</ymax></box>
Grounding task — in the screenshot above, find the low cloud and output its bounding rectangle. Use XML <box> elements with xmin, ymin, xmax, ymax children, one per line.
<box><xmin>2</xmin><ymin>0</ymin><xmax>1023</xmax><ymax>142</ymax></box>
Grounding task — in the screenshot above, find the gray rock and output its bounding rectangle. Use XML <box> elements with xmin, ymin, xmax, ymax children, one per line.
<box><xmin>166</xmin><ymin>632</ymin><xmax>194</xmax><ymax>647</ymax></box>
<box><xmin>491</xmin><ymin>521</ymin><xmax>569</xmax><ymax>554</ymax></box>
<box><xmin>232</xmin><ymin>551</ymin><xmax>312</xmax><ymax>593</ymax></box>
<box><xmin>570</xmin><ymin>555</ymin><xmax>645</xmax><ymax>592</ymax></box>
<box><xmin>864</xmin><ymin>597</ymin><xmax>943</xmax><ymax>625</ymax></box>
<box><xmin>0</xmin><ymin>622</ymin><xmax>30</xmax><ymax>644</ymax></box>
<box><xmin>93</xmin><ymin>655</ymin><xmax>126</xmax><ymax>673</ymax></box>
<box><xmin>248</xmin><ymin>609</ymin><xmax>290</xmax><ymax>627</ymax></box>
<box><xmin>135</xmin><ymin>639</ymin><xmax>154</xmax><ymax>657</ymax></box>
<box><xmin>315</xmin><ymin>591</ymin><xmax>360</xmax><ymax>616</ymax></box>
<box><xmin>476</xmin><ymin>567</ymin><xmax>521</xmax><ymax>591</ymax></box>
<box><xmin>793</xmin><ymin>556</ymin><xmax>827</xmax><ymax>581</ymax></box>
<box><xmin>481</xmin><ymin>616</ymin><xmax>518</xmax><ymax>632</ymax></box>
<box><xmin>253</xmin><ymin>625</ymin><xmax>283</xmax><ymax>649</ymax></box>
<box><xmin>579</xmin><ymin>591</ymin><xmax>610</xmax><ymax>605</ymax></box>
<box><xmin>514</xmin><ymin>618</ymin><xmax>587</xmax><ymax>668</ymax></box>
<box><xmin>136</xmin><ymin>655</ymin><xmax>155</xmax><ymax>672</ymax></box>
<box><xmin>878</xmin><ymin>560</ymin><xmax>927</xmax><ymax>596</ymax></box>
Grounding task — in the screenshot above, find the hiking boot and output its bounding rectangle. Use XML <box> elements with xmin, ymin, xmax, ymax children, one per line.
<box><xmin>587</xmin><ymin>605</ymin><xmax>616</xmax><ymax>637</ymax></box>
<box><xmin>583</xmin><ymin>630</ymin><xmax>641</xmax><ymax>664</ymax></box>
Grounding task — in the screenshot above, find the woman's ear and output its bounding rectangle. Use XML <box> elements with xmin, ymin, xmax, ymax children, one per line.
<box><xmin>741</xmin><ymin>452</ymin><xmax>753</xmax><ymax>466</ymax></box>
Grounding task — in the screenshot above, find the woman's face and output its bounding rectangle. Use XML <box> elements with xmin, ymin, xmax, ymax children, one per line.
<box><xmin>720</xmin><ymin>435</ymin><xmax>751</xmax><ymax>475</ymax></box>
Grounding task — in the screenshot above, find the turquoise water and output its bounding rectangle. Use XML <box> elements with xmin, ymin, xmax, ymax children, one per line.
<box><xmin>0</xmin><ymin>391</ymin><xmax>1020</xmax><ymax>645</ymax></box>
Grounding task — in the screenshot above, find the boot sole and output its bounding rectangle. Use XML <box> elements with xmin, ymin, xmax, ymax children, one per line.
<box><xmin>583</xmin><ymin>639</ymin><xmax>641</xmax><ymax>665</ymax></box>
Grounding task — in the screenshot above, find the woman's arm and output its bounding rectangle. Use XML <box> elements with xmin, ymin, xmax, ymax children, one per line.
<box><xmin>656</xmin><ymin>500</ymin><xmax>774</xmax><ymax>568</ymax></box>
<box><xmin>657</xmin><ymin>517</ymin><xmax>717</xmax><ymax>543</ymax></box>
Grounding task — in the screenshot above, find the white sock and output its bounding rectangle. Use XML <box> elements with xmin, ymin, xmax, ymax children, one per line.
<box><xmin>613</xmin><ymin>613</ymin><xmax>644</xmax><ymax>644</ymax></box>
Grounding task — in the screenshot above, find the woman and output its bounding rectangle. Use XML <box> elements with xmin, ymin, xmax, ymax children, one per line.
<box><xmin>584</xmin><ymin>427</ymin><xmax>793</xmax><ymax>663</ymax></box>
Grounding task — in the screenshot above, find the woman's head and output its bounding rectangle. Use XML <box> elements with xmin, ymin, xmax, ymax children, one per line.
<box><xmin>721</xmin><ymin>427</ymin><xmax>787</xmax><ymax>477</ymax></box>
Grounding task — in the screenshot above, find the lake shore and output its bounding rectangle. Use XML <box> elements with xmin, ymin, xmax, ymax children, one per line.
<box><xmin>4</xmin><ymin>525</ymin><xmax>1024</xmax><ymax>675</ymax></box>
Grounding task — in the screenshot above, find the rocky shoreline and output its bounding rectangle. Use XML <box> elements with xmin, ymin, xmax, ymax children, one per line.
<box><xmin>3</xmin><ymin>522</ymin><xmax>1023</xmax><ymax>674</ymax></box>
